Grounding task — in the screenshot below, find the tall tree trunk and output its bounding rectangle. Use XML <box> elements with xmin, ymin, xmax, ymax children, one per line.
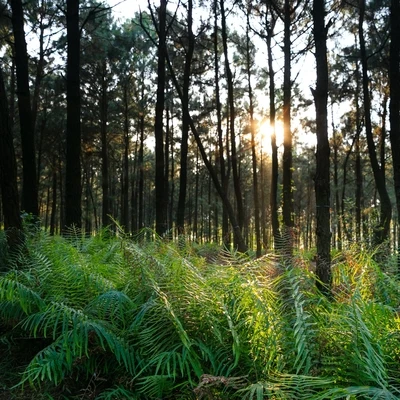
<box><xmin>246</xmin><ymin>9</ymin><xmax>261</xmax><ymax>257</ymax></box>
<box><xmin>193</xmin><ymin>149</ymin><xmax>199</xmax><ymax>240</ymax></box>
<box><xmin>313</xmin><ymin>0</ymin><xmax>331</xmax><ymax>291</ymax></box>
<box><xmin>65</xmin><ymin>0</ymin><xmax>82</xmax><ymax>229</ymax></box>
<box><xmin>213</xmin><ymin>0</ymin><xmax>229</xmax><ymax>249</ymax></box>
<box><xmin>169</xmin><ymin>113</ymin><xmax>175</xmax><ymax>235</ymax></box>
<box><xmin>380</xmin><ymin>93</ymin><xmax>388</xmax><ymax>176</ymax></box>
<box><xmin>355</xmin><ymin>61</ymin><xmax>363</xmax><ymax>243</ymax></box>
<box><xmin>176</xmin><ymin>0</ymin><xmax>194</xmax><ymax>235</ymax></box>
<box><xmin>282</xmin><ymin>0</ymin><xmax>294</xmax><ymax>251</ymax></box>
<box><xmin>10</xmin><ymin>0</ymin><xmax>39</xmax><ymax>217</ymax></box>
<box><xmin>122</xmin><ymin>83</ymin><xmax>130</xmax><ymax>231</ymax></box>
<box><xmin>389</xmin><ymin>0</ymin><xmax>400</xmax><ymax>271</ymax></box>
<box><xmin>359</xmin><ymin>0</ymin><xmax>392</xmax><ymax>245</ymax></box>
<box><xmin>331</xmin><ymin>105</ymin><xmax>342</xmax><ymax>250</ymax></box>
<box><xmin>266</xmin><ymin>10</ymin><xmax>281</xmax><ymax>249</ymax></box>
<box><xmin>164</xmin><ymin>103</ymin><xmax>170</xmax><ymax>235</ymax></box>
<box><xmin>0</xmin><ymin>66</ymin><xmax>22</xmax><ymax>250</ymax></box>
<box><xmin>154</xmin><ymin>0</ymin><xmax>168</xmax><ymax>236</ymax></box>
<box><xmin>50</xmin><ymin>165</ymin><xmax>57</xmax><ymax>236</ymax></box>
<box><xmin>220</xmin><ymin>0</ymin><xmax>245</xmax><ymax>238</ymax></box>
<box><xmin>100</xmin><ymin>65</ymin><xmax>110</xmax><ymax>227</ymax></box>
<box><xmin>138</xmin><ymin>98</ymin><xmax>145</xmax><ymax>231</ymax></box>
<box><xmin>31</xmin><ymin>0</ymin><xmax>46</xmax><ymax>134</ymax></box>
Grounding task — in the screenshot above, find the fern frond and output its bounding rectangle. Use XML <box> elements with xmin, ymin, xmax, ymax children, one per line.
<box><xmin>135</xmin><ymin>375</ymin><xmax>175</xmax><ymax>398</ymax></box>
<box><xmin>85</xmin><ymin>290</ymin><xmax>135</xmax><ymax>329</ymax></box>
<box><xmin>96</xmin><ymin>385</ymin><xmax>138</xmax><ymax>399</ymax></box>
<box><xmin>21</xmin><ymin>301</ymin><xmax>135</xmax><ymax>376</ymax></box>
<box><xmin>0</xmin><ymin>272</ymin><xmax>45</xmax><ymax>314</ymax></box>
<box><xmin>20</xmin><ymin>339</ymin><xmax>70</xmax><ymax>386</ymax></box>
<box><xmin>274</xmin><ymin>267</ymin><xmax>318</xmax><ymax>375</ymax></box>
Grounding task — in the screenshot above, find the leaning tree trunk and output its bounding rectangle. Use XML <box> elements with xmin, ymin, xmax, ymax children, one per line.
<box><xmin>166</xmin><ymin>53</ymin><xmax>248</xmax><ymax>253</ymax></box>
<box><xmin>359</xmin><ymin>0</ymin><xmax>392</xmax><ymax>246</ymax></box>
<box><xmin>65</xmin><ymin>0</ymin><xmax>82</xmax><ymax>229</ymax></box>
<box><xmin>312</xmin><ymin>0</ymin><xmax>331</xmax><ymax>291</ymax></box>
<box><xmin>389</xmin><ymin>0</ymin><xmax>400</xmax><ymax>272</ymax></box>
<box><xmin>176</xmin><ymin>0</ymin><xmax>195</xmax><ymax>235</ymax></box>
<box><xmin>0</xmin><ymin>66</ymin><xmax>23</xmax><ymax>251</ymax></box>
<box><xmin>220</xmin><ymin>0</ymin><xmax>245</xmax><ymax>237</ymax></box>
<box><xmin>10</xmin><ymin>0</ymin><xmax>39</xmax><ymax>217</ymax></box>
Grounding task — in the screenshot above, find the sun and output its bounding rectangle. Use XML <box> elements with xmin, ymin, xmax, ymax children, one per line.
<box><xmin>257</xmin><ymin>120</ymin><xmax>284</xmax><ymax>154</ymax></box>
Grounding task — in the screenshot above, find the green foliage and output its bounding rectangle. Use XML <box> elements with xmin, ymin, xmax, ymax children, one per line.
<box><xmin>1</xmin><ymin>233</ymin><xmax>400</xmax><ymax>399</ymax></box>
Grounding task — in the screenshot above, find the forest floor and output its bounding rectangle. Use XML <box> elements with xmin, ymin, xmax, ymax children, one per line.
<box><xmin>1</xmin><ymin>231</ymin><xmax>400</xmax><ymax>399</ymax></box>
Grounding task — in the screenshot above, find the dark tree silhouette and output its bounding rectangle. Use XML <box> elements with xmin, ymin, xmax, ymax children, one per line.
<box><xmin>65</xmin><ymin>0</ymin><xmax>82</xmax><ymax>229</ymax></box>
<box><xmin>10</xmin><ymin>0</ymin><xmax>38</xmax><ymax>216</ymax></box>
<box><xmin>312</xmin><ymin>0</ymin><xmax>331</xmax><ymax>290</ymax></box>
<box><xmin>0</xmin><ymin>66</ymin><xmax>22</xmax><ymax>250</ymax></box>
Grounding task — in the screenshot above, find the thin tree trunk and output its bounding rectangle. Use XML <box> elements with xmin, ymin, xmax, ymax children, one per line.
<box><xmin>213</xmin><ymin>0</ymin><xmax>229</xmax><ymax>249</ymax></box>
<box><xmin>176</xmin><ymin>0</ymin><xmax>194</xmax><ymax>235</ymax></box>
<box><xmin>331</xmin><ymin>105</ymin><xmax>342</xmax><ymax>250</ymax></box>
<box><xmin>165</xmin><ymin>103</ymin><xmax>170</xmax><ymax>236</ymax></box>
<box><xmin>389</xmin><ymin>0</ymin><xmax>400</xmax><ymax>272</ymax></box>
<box><xmin>266</xmin><ymin>10</ymin><xmax>281</xmax><ymax>249</ymax></box>
<box><xmin>100</xmin><ymin>65</ymin><xmax>110</xmax><ymax>228</ymax></box>
<box><xmin>282</xmin><ymin>0</ymin><xmax>294</xmax><ymax>252</ymax></box>
<box><xmin>246</xmin><ymin>9</ymin><xmax>261</xmax><ymax>257</ymax></box>
<box><xmin>193</xmin><ymin>149</ymin><xmax>199</xmax><ymax>240</ymax></box>
<box><xmin>122</xmin><ymin>83</ymin><xmax>130</xmax><ymax>231</ymax></box>
<box><xmin>32</xmin><ymin>0</ymin><xmax>46</xmax><ymax>134</ymax></box>
<box><xmin>355</xmin><ymin>60</ymin><xmax>363</xmax><ymax>243</ymax></box>
<box><xmin>50</xmin><ymin>166</ymin><xmax>57</xmax><ymax>236</ymax></box>
<box><xmin>138</xmin><ymin>106</ymin><xmax>145</xmax><ymax>231</ymax></box>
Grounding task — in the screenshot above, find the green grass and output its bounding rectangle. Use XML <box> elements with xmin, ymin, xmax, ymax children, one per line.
<box><xmin>1</xmin><ymin>230</ymin><xmax>400</xmax><ymax>399</ymax></box>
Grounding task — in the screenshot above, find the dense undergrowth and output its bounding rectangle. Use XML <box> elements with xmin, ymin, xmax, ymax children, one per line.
<box><xmin>1</xmin><ymin>228</ymin><xmax>400</xmax><ymax>399</ymax></box>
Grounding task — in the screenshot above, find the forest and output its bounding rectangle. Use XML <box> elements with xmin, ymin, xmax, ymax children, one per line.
<box><xmin>1</xmin><ymin>0</ymin><xmax>400</xmax><ymax>398</ymax></box>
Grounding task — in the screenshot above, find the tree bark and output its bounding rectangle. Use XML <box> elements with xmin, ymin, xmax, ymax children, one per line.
<box><xmin>389</xmin><ymin>0</ymin><xmax>400</xmax><ymax>271</ymax></box>
<box><xmin>65</xmin><ymin>0</ymin><xmax>82</xmax><ymax>229</ymax></box>
<box><xmin>313</xmin><ymin>0</ymin><xmax>331</xmax><ymax>291</ymax></box>
<box><xmin>282</xmin><ymin>0</ymin><xmax>294</xmax><ymax>253</ymax></box>
<box><xmin>266</xmin><ymin>10</ymin><xmax>281</xmax><ymax>249</ymax></box>
<box><xmin>100</xmin><ymin>63</ymin><xmax>111</xmax><ymax>228</ymax></box>
<box><xmin>359</xmin><ymin>0</ymin><xmax>392</xmax><ymax>245</ymax></box>
<box><xmin>122</xmin><ymin>83</ymin><xmax>130</xmax><ymax>231</ymax></box>
<box><xmin>154</xmin><ymin>0</ymin><xmax>168</xmax><ymax>236</ymax></box>
<box><xmin>10</xmin><ymin>0</ymin><xmax>39</xmax><ymax>217</ymax></box>
<box><xmin>213</xmin><ymin>0</ymin><xmax>229</xmax><ymax>249</ymax></box>
<box><xmin>0</xmin><ymin>65</ymin><xmax>23</xmax><ymax>250</ymax></box>
<box><xmin>246</xmin><ymin>8</ymin><xmax>261</xmax><ymax>257</ymax></box>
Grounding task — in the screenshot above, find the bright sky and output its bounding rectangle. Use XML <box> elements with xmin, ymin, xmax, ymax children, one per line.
<box><xmin>107</xmin><ymin>0</ymin><xmax>141</xmax><ymax>21</ymax></box>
